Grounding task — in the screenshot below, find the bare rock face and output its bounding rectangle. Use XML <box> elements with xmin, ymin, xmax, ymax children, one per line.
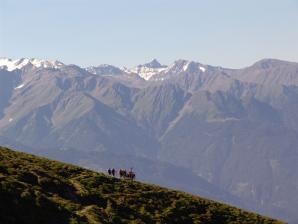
<box><xmin>1</xmin><ymin>58</ymin><xmax>298</xmax><ymax>222</ymax></box>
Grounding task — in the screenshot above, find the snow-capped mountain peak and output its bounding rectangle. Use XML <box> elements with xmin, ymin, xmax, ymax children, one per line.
<box><xmin>160</xmin><ymin>59</ymin><xmax>207</xmax><ymax>75</ymax></box>
<box><xmin>0</xmin><ymin>57</ymin><xmax>209</xmax><ymax>81</ymax></box>
<box><xmin>0</xmin><ymin>57</ymin><xmax>64</xmax><ymax>71</ymax></box>
<box><xmin>28</xmin><ymin>58</ymin><xmax>64</xmax><ymax>69</ymax></box>
<box><xmin>124</xmin><ymin>59</ymin><xmax>207</xmax><ymax>81</ymax></box>
<box><xmin>143</xmin><ymin>59</ymin><xmax>164</xmax><ymax>68</ymax></box>
<box><xmin>126</xmin><ymin>59</ymin><xmax>168</xmax><ymax>80</ymax></box>
<box><xmin>85</xmin><ymin>64</ymin><xmax>124</xmax><ymax>75</ymax></box>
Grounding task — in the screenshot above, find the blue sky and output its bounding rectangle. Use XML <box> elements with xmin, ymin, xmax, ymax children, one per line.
<box><xmin>1</xmin><ymin>0</ymin><xmax>298</xmax><ymax>68</ymax></box>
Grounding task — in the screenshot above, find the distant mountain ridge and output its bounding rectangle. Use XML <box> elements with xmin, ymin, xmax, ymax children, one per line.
<box><xmin>2</xmin><ymin>57</ymin><xmax>297</xmax><ymax>83</ymax></box>
<box><xmin>0</xmin><ymin>57</ymin><xmax>298</xmax><ymax>223</ymax></box>
<box><xmin>0</xmin><ymin>57</ymin><xmax>210</xmax><ymax>81</ymax></box>
<box><xmin>0</xmin><ymin>57</ymin><xmax>64</xmax><ymax>71</ymax></box>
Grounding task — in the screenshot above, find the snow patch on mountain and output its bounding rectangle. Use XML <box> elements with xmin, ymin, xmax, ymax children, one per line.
<box><xmin>86</xmin><ymin>64</ymin><xmax>123</xmax><ymax>76</ymax></box>
<box><xmin>159</xmin><ymin>60</ymin><xmax>207</xmax><ymax>76</ymax></box>
<box><xmin>14</xmin><ymin>84</ymin><xmax>25</xmax><ymax>89</ymax></box>
<box><xmin>181</xmin><ymin>61</ymin><xmax>206</xmax><ymax>72</ymax></box>
<box><xmin>128</xmin><ymin>66</ymin><xmax>168</xmax><ymax>80</ymax></box>
<box><xmin>183</xmin><ymin>61</ymin><xmax>191</xmax><ymax>71</ymax></box>
<box><xmin>199</xmin><ymin>66</ymin><xmax>206</xmax><ymax>72</ymax></box>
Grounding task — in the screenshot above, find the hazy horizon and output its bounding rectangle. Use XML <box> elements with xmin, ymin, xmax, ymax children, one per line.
<box><xmin>1</xmin><ymin>0</ymin><xmax>298</xmax><ymax>68</ymax></box>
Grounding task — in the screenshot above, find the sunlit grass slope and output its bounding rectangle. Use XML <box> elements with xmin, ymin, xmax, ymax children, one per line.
<box><xmin>0</xmin><ymin>147</ymin><xmax>284</xmax><ymax>224</ymax></box>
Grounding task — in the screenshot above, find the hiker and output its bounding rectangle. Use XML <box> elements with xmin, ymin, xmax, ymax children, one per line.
<box><xmin>108</xmin><ymin>168</ymin><xmax>111</xmax><ymax>175</ymax></box>
<box><xmin>131</xmin><ymin>172</ymin><xmax>135</xmax><ymax>180</ymax></box>
<box><xmin>111</xmin><ymin>168</ymin><xmax>115</xmax><ymax>177</ymax></box>
<box><xmin>131</xmin><ymin>171</ymin><xmax>136</xmax><ymax>179</ymax></box>
<box><xmin>128</xmin><ymin>168</ymin><xmax>135</xmax><ymax>180</ymax></box>
<box><xmin>127</xmin><ymin>171</ymin><xmax>135</xmax><ymax>180</ymax></box>
<box><xmin>119</xmin><ymin>169</ymin><xmax>124</xmax><ymax>178</ymax></box>
<box><xmin>119</xmin><ymin>169</ymin><xmax>127</xmax><ymax>178</ymax></box>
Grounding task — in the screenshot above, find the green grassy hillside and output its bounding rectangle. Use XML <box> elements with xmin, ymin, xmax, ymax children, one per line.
<box><xmin>0</xmin><ymin>147</ymin><xmax>284</xmax><ymax>224</ymax></box>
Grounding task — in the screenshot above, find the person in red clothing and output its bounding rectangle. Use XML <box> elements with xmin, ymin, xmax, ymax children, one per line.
<box><xmin>128</xmin><ymin>168</ymin><xmax>135</xmax><ymax>180</ymax></box>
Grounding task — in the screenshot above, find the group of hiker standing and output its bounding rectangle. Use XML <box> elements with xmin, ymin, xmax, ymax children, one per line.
<box><xmin>107</xmin><ymin>168</ymin><xmax>136</xmax><ymax>180</ymax></box>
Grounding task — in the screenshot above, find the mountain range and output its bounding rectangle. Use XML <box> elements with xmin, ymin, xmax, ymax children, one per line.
<box><xmin>0</xmin><ymin>57</ymin><xmax>298</xmax><ymax>223</ymax></box>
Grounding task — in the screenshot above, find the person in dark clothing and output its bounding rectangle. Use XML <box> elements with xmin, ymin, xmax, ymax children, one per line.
<box><xmin>111</xmin><ymin>168</ymin><xmax>115</xmax><ymax>177</ymax></box>
<box><xmin>119</xmin><ymin>169</ymin><xmax>124</xmax><ymax>178</ymax></box>
<box><xmin>108</xmin><ymin>168</ymin><xmax>111</xmax><ymax>175</ymax></box>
